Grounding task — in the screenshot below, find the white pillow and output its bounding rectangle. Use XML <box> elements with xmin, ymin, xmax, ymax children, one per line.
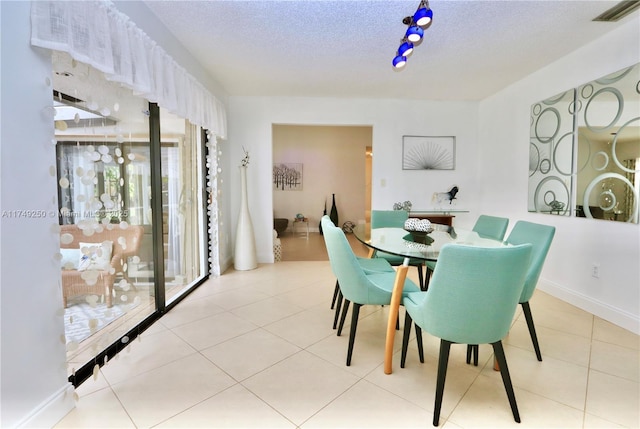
<box><xmin>60</xmin><ymin>248</ymin><xmax>82</xmax><ymax>270</ymax></box>
<box><xmin>78</xmin><ymin>241</ymin><xmax>113</xmax><ymax>271</ymax></box>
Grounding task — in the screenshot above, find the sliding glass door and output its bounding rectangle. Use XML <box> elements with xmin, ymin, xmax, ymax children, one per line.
<box><xmin>53</xmin><ymin>52</ymin><xmax>209</xmax><ymax>384</ymax></box>
<box><xmin>159</xmin><ymin>108</ymin><xmax>207</xmax><ymax>304</ymax></box>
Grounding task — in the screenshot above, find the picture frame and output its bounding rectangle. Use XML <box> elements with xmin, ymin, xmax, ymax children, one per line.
<box><xmin>402</xmin><ymin>135</ymin><xmax>456</xmax><ymax>170</ymax></box>
<box><xmin>273</xmin><ymin>162</ymin><xmax>303</xmax><ymax>191</ymax></box>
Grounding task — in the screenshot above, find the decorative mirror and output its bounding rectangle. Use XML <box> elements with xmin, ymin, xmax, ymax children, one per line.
<box><xmin>529</xmin><ymin>62</ymin><xmax>640</xmax><ymax>223</ymax></box>
<box><xmin>576</xmin><ymin>64</ymin><xmax>640</xmax><ymax>223</ymax></box>
<box><xmin>529</xmin><ymin>89</ymin><xmax>575</xmax><ymax>216</ymax></box>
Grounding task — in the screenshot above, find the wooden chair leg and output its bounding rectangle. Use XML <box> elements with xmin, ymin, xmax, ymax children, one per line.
<box><xmin>492</xmin><ymin>341</ymin><xmax>521</xmax><ymax>423</ymax></box>
<box><xmin>337</xmin><ymin>299</ymin><xmax>350</xmax><ymax>336</ymax></box>
<box><xmin>346</xmin><ymin>303</ymin><xmax>361</xmax><ymax>366</ymax></box>
<box><xmin>521</xmin><ymin>301</ymin><xmax>542</xmax><ymax>361</ymax></box>
<box><xmin>433</xmin><ymin>339</ymin><xmax>452</xmax><ymax>427</ymax></box>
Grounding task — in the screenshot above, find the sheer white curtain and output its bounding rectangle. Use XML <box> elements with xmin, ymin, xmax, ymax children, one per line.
<box><xmin>30</xmin><ymin>0</ymin><xmax>227</xmax><ymax>139</ymax></box>
<box><xmin>207</xmin><ymin>133</ymin><xmax>221</xmax><ymax>277</ymax></box>
<box><xmin>164</xmin><ymin>146</ymin><xmax>181</xmax><ymax>278</ymax></box>
<box><xmin>58</xmin><ymin>145</ymin><xmax>97</xmax><ymax>225</ymax></box>
<box><xmin>32</xmin><ymin>0</ymin><xmax>223</xmax><ymax>276</ymax></box>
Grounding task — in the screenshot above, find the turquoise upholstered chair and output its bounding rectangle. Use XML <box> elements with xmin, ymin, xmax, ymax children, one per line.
<box><xmin>322</xmin><ymin>216</ymin><xmax>421</xmax><ymax>366</ymax></box>
<box><xmin>504</xmin><ymin>220</ymin><xmax>556</xmax><ymax>361</ymax></box>
<box><xmin>330</xmin><ymin>257</ymin><xmax>395</xmax><ymax>329</ymax></box>
<box><xmin>371</xmin><ymin>210</ymin><xmax>426</xmax><ymax>289</ymax></box>
<box><xmin>322</xmin><ymin>217</ymin><xmax>395</xmax><ymax>329</ymax></box>
<box><xmin>401</xmin><ymin>243</ymin><xmax>532</xmax><ymax>426</ymax></box>
<box><xmin>425</xmin><ymin>214</ymin><xmax>509</xmax><ymax>290</ymax></box>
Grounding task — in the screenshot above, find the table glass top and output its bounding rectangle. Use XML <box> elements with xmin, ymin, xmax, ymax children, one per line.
<box><xmin>352</xmin><ymin>224</ymin><xmax>507</xmax><ymax>261</ymax></box>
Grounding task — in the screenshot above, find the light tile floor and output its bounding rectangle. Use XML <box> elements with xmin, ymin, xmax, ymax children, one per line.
<box><xmin>56</xmin><ymin>239</ymin><xmax>639</xmax><ymax>428</ymax></box>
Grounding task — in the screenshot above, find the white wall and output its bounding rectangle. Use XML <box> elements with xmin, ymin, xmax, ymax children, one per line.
<box><xmin>272</xmin><ymin>125</ymin><xmax>372</xmax><ymax>231</ymax></box>
<box><xmin>477</xmin><ymin>19</ymin><xmax>640</xmax><ymax>333</ymax></box>
<box><xmin>0</xmin><ymin>2</ymin><xmax>229</xmax><ymax>427</ymax></box>
<box><xmin>1</xmin><ymin>2</ymin><xmax>74</xmax><ymax>427</ymax></box>
<box><xmin>226</xmin><ymin>97</ymin><xmax>479</xmax><ymax>263</ymax></box>
<box><xmin>226</xmin><ymin>21</ymin><xmax>639</xmax><ymax>334</ymax></box>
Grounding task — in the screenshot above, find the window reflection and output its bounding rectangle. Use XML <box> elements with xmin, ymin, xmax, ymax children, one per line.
<box><xmin>160</xmin><ymin>109</ymin><xmax>206</xmax><ymax>303</ymax></box>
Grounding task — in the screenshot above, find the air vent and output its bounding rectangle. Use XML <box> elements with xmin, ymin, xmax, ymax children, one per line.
<box><xmin>593</xmin><ymin>0</ymin><xmax>640</xmax><ymax>22</ymax></box>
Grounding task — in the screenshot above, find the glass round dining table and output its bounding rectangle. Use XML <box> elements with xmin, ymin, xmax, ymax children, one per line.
<box><xmin>351</xmin><ymin>223</ymin><xmax>508</xmax><ymax>374</ymax></box>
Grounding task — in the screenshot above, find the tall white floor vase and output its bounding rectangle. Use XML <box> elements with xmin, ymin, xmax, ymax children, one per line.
<box><xmin>234</xmin><ymin>165</ymin><xmax>258</xmax><ymax>270</ymax></box>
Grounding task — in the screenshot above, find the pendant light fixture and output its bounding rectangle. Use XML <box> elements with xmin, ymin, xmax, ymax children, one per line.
<box><xmin>413</xmin><ymin>2</ymin><xmax>434</xmax><ymax>26</ymax></box>
<box><xmin>398</xmin><ymin>40</ymin><xmax>414</xmax><ymax>57</ymax></box>
<box><xmin>392</xmin><ymin>0</ymin><xmax>433</xmax><ymax>70</ymax></box>
<box><xmin>405</xmin><ymin>25</ymin><xmax>424</xmax><ymax>42</ymax></box>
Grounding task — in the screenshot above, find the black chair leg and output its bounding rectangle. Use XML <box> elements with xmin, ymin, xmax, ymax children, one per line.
<box><xmin>400</xmin><ymin>312</ymin><xmax>413</xmax><ymax>368</ymax></box>
<box><xmin>433</xmin><ymin>339</ymin><xmax>452</xmax><ymax>427</ymax></box>
<box><xmin>521</xmin><ymin>301</ymin><xmax>542</xmax><ymax>361</ymax></box>
<box><xmin>415</xmin><ymin>324</ymin><xmax>424</xmax><ymax>363</ymax></box>
<box><xmin>424</xmin><ymin>267</ymin><xmax>432</xmax><ymax>291</ymax></box>
<box><xmin>333</xmin><ymin>289</ymin><xmax>343</xmax><ymax>329</ymax></box>
<box><xmin>417</xmin><ymin>264</ymin><xmax>425</xmax><ymax>291</ymax></box>
<box><xmin>492</xmin><ymin>341</ymin><xmax>521</xmax><ymax>423</ymax></box>
<box><xmin>465</xmin><ymin>344</ymin><xmax>479</xmax><ymax>366</ymax></box>
<box><xmin>337</xmin><ymin>299</ymin><xmax>350</xmax><ymax>336</ymax></box>
<box><xmin>346</xmin><ymin>303</ymin><xmax>361</xmax><ymax>366</ymax></box>
<box><xmin>331</xmin><ymin>280</ymin><xmax>339</xmax><ymax>309</ymax></box>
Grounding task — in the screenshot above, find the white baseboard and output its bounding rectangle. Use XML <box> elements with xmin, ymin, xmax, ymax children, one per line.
<box><xmin>16</xmin><ymin>383</ymin><xmax>75</xmax><ymax>429</ymax></box>
<box><xmin>539</xmin><ymin>278</ymin><xmax>640</xmax><ymax>335</ymax></box>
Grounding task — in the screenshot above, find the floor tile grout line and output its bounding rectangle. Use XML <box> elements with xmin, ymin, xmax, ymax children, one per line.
<box><xmin>582</xmin><ymin>314</ymin><xmax>596</xmax><ymax>428</ymax></box>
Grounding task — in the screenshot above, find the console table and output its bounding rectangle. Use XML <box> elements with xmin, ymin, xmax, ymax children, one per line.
<box><xmin>409</xmin><ymin>210</ymin><xmax>468</xmax><ymax>226</ymax></box>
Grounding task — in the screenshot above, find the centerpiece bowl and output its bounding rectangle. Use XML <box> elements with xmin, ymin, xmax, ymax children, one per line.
<box><xmin>405</xmin><ymin>228</ymin><xmax>434</xmax><ymax>245</ymax></box>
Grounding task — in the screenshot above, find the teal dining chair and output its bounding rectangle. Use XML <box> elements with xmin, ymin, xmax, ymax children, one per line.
<box><xmin>504</xmin><ymin>220</ymin><xmax>556</xmax><ymax>361</ymax></box>
<box><xmin>371</xmin><ymin>210</ymin><xmax>426</xmax><ymax>290</ymax></box>
<box><xmin>425</xmin><ymin>214</ymin><xmax>509</xmax><ymax>291</ymax></box>
<box><xmin>400</xmin><ymin>243</ymin><xmax>533</xmax><ymax>426</ymax></box>
<box><xmin>321</xmin><ymin>216</ymin><xmax>421</xmax><ymax>366</ymax></box>
<box><xmin>322</xmin><ymin>217</ymin><xmax>396</xmax><ymax>329</ymax></box>
<box><xmin>465</xmin><ymin>220</ymin><xmax>556</xmax><ymax>366</ymax></box>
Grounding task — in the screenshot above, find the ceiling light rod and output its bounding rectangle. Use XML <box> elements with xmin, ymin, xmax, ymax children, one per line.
<box><xmin>593</xmin><ymin>0</ymin><xmax>640</xmax><ymax>22</ymax></box>
<box><xmin>392</xmin><ymin>0</ymin><xmax>433</xmax><ymax>70</ymax></box>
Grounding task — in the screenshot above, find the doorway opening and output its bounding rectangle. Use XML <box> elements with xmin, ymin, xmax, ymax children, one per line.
<box><xmin>272</xmin><ymin>124</ymin><xmax>372</xmax><ymax>261</ymax></box>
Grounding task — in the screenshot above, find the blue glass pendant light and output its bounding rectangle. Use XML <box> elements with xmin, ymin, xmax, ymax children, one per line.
<box><xmin>398</xmin><ymin>40</ymin><xmax>414</xmax><ymax>57</ymax></box>
<box><xmin>405</xmin><ymin>25</ymin><xmax>424</xmax><ymax>42</ymax></box>
<box><xmin>392</xmin><ymin>55</ymin><xmax>407</xmax><ymax>69</ymax></box>
<box><xmin>414</xmin><ymin>5</ymin><xmax>433</xmax><ymax>27</ymax></box>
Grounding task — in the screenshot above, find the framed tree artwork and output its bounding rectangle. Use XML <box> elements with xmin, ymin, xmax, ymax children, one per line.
<box><xmin>273</xmin><ymin>163</ymin><xmax>303</xmax><ymax>191</ymax></box>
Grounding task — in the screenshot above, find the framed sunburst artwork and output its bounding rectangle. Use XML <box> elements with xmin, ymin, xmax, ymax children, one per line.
<box><xmin>402</xmin><ymin>136</ymin><xmax>456</xmax><ymax>170</ymax></box>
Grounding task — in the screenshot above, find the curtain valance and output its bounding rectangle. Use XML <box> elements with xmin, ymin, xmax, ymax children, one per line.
<box><xmin>30</xmin><ymin>0</ymin><xmax>227</xmax><ymax>138</ymax></box>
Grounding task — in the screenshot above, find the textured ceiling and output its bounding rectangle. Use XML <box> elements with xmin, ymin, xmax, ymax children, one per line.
<box><xmin>143</xmin><ymin>1</ymin><xmax>637</xmax><ymax>101</ymax></box>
